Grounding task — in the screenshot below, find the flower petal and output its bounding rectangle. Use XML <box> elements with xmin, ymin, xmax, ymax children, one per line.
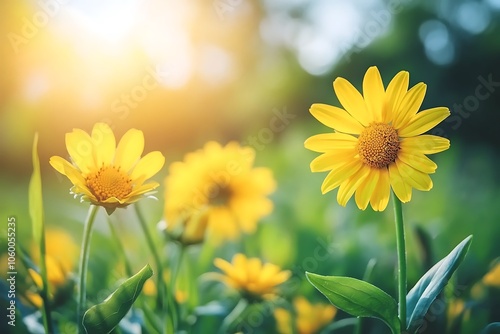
<box><xmin>389</xmin><ymin>163</ymin><xmax>412</xmax><ymax>203</ymax></box>
<box><xmin>354</xmin><ymin>167</ymin><xmax>380</xmax><ymax>210</ymax></box>
<box><xmin>128</xmin><ymin>181</ymin><xmax>160</xmax><ymax>197</ymax></box>
<box><xmin>370</xmin><ymin>168</ymin><xmax>390</xmax><ymax>211</ymax></box>
<box><xmin>399</xmin><ymin>107</ymin><xmax>450</xmax><ymax>137</ymax></box>
<box><xmin>321</xmin><ymin>159</ymin><xmax>363</xmax><ymax>194</ymax></box>
<box><xmin>393</xmin><ymin>83</ymin><xmax>427</xmax><ymax>130</ymax></box>
<box><xmin>91</xmin><ymin>123</ymin><xmax>116</xmax><ymax>167</ymax></box>
<box><xmin>114</xmin><ymin>128</ymin><xmax>144</xmax><ymax>172</ymax></box>
<box><xmin>310</xmin><ymin>104</ymin><xmax>364</xmax><ymax>134</ymax></box>
<box><xmin>337</xmin><ymin>165</ymin><xmax>371</xmax><ymax>207</ymax></box>
<box><xmin>66</xmin><ymin>129</ymin><xmax>95</xmax><ymax>174</ymax></box>
<box><xmin>397</xmin><ymin>151</ymin><xmax>437</xmax><ymax>174</ymax></box>
<box><xmin>50</xmin><ymin>156</ymin><xmax>85</xmax><ymax>187</ymax></box>
<box><xmin>304</xmin><ymin>133</ymin><xmax>357</xmax><ymax>153</ymax></box>
<box><xmin>384</xmin><ymin>71</ymin><xmax>409</xmax><ymax>122</ymax></box>
<box><xmin>333</xmin><ymin>77</ymin><xmax>372</xmax><ymax>126</ymax></box>
<box><xmin>130</xmin><ymin>151</ymin><xmax>165</xmax><ymax>181</ymax></box>
<box><xmin>400</xmin><ymin>135</ymin><xmax>450</xmax><ymax>154</ymax></box>
<box><xmin>310</xmin><ymin>150</ymin><xmax>357</xmax><ymax>172</ymax></box>
<box><xmin>363</xmin><ymin>66</ymin><xmax>385</xmax><ymax>122</ymax></box>
<box><xmin>395</xmin><ymin>159</ymin><xmax>433</xmax><ymax>191</ymax></box>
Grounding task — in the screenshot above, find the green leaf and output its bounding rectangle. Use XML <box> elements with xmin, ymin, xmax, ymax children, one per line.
<box><xmin>481</xmin><ymin>322</ymin><xmax>500</xmax><ymax>334</ymax></box>
<box><xmin>306</xmin><ymin>273</ymin><xmax>401</xmax><ymax>334</ymax></box>
<box><xmin>406</xmin><ymin>235</ymin><xmax>472</xmax><ymax>333</ymax></box>
<box><xmin>29</xmin><ymin>133</ymin><xmax>43</xmax><ymax>245</ymax></box>
<box><xmin>83</xmin><ymin>264</ymin><xmax>154</xmax><ymax>334</ymax></box>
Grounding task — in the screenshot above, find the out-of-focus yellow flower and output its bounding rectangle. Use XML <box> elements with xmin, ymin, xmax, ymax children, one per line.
<box><xmin>50</xmin><ymin>123</ymin><xmax>165</xmax><ymax>214</ymax></box>
<box><xmin>213</xmin><ymin>253</ymin><xmax>290</xmax><ymax>299</ymax></box>
<box><xmin>305</xmin><ymin>66</ymin><xmax>450</xmax><ymax>211</ymax></box>
<box><xmin>446</xmin><ymin>298</ymin><xmax>465</xmax><ymax>327</ymax></box>
<box><xmin>27</xmin><ymin>229</ymin><xmax>78</xmax><ymax>308</ymax></box>
<box><xmin>164</xmin><ymin>142</ymin><xmax>276</xmax><ymax>242</ymax></box>
<box><xmin>274</xmin><ymin>297</ymin><xmax>337</xmax><ymax>334</ymax></box>
<box><xmin>483</xmin><ymin>262</ymin><xmax>500</xmax><ymax>287</ymax></box>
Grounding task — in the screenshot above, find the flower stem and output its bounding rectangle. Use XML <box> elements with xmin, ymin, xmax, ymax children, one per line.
<box><xmin>218</xmin><ymin>298</ymin><xmax>248</xmax><ymax>334</ymax></box>
<box><xmin>134</xmin><ymin>204</ymin><xmax>165</xmax><ymax>311</ymax></box>
<box><xmin>392</xmin><ymin>192</ymin><xmax>407</xmax><ymax>330</ymax></box>
<box><xmin>38</xmin><ymin>224</ymin><xmax>54</xmax><ymax>333</ymax></box>
<box><xmin>77</xmin><ymin>205</ymin><xmax>99</xmax><ymax>333</ymax></box>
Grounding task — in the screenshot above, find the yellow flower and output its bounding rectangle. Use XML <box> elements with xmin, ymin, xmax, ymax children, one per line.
<box><xmin>27</xmin><ymin>229</ymin><xmax>78</xmax><ymax>307</ymax></box>
<box><xmin>305</xmin><ymin>66</ymin><xmax>450</xmax><ymax>211</ymax></box>
<box><xmin>275</xmin><ymin>297</ymin><xmax>337</xmax><ymax>334</ymax></box>
<box><xmin>164</xmin><ymin>141</ymin><xmax>276</xmax><ymax>242</ymax></box>
<box><xmin>213</xmin><ymin>253</ymin><xmax>291</xmax><ymax>299</ymax></box>
<box><xmin>483</xmin><ymin>261</ymin><xmax>500</xmax><ymax>287</ymax></box>
<box><xmin>50</xmin><ymin>123</ymin><xmax>165</xmax><ymax>214</ymax></box>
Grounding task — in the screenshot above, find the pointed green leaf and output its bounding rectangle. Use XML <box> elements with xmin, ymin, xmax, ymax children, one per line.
<box><xmin>306</xmin><ymin>273</ymin><xmax>401</xmax><ymax>334</ymax></box>
<box><xmin>406</xmin><ymin>235</ymin><xmax>472</xmax><ymax>333</ymax></box>
<box><xmin>481</xmin><ymin>322</ymin><xmax>500</xmax><ymax>334</ymax></box>
<box><xmin>29</xmin><ymin>133</ymin><xmax>44</xmax><ymax>245</ymax></box>
<box><xmin>83</xmin><ymin>264</ymin><xmax>153</xmax><ymax>334</ymax></box>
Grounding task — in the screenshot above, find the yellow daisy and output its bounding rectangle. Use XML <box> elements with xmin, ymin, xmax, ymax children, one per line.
<box><xmin>305</xmin><ymin>66</ymin><xmax>450</xmax><ymax>211</ymax></box>
<box><xmin>50</xmin><ymin>123</ymin><xmax>165</xmax><ymax>214</ymax></box>
<box><xmin>164</xmin><ymin>141</ymin><xmax>276</xmax><ymax>242</ymax></box>
<box><xmin>274</xmin><ymin>297</ymin><xmax>337</xmax><ymax>334</ymax></box>
<box><xmin>213</xmin><ymin>253</ymin><xmax>291</xmax><ymax>299</ymax></box>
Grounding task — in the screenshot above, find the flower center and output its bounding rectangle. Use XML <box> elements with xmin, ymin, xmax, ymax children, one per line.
<box><xmin>357</xmin><ymin>123</ymin><xmax>400</xmax><ymax>169</ymax></box>
<box><xmin>86</xmin><ymin>166</ymin><xmax>132</xmax><ymax>202</ymax></box>
<box><xmin>209</xmin><ymin>185</ymin><xmax>232</xmax><ymax>206</ymax></box>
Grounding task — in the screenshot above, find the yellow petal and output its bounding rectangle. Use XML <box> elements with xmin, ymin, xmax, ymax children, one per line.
<box><xmin>354</xmin><ymin>167</ymin><xmax>380</xmax><ymax>210</ymax></box>
<box><xmin>49</xmin><ymin>156</ymin><xmax>95</xmax><ymax>199</ymax></box>
<box><xmin>370</xmin><ymin>168</ymin><xmax>391</xmax><ymax>211</ymax></box>
<box><xmin>400</xmin><ymin>135</ymin><xmax>450</xmax><ymax>154</ymax></box>
<box><xmin>321</xmin><ymin>159</ymin><xmax>363</xmax><ymax>194</ymax></box>
<box><xmin>258</xmin><ymin>263</ymin><xmax>281</xmax><ymax>284</ymax></box>
<box><xmin>304</xmin><ymin>133</ymin><xmax>357</xmax><ymax>153</ymax></box>
<box><xmin>309</xmin><ymin>104</ymin><xmax>364</xmax><ymax>134</ymax></box>
<box><xmin>91</xmin><ymin>123</ymin><xmax>116</xmax><ymax>167</ymax></box>
<box><xmin>114</xmin><ymin>129</ymin><xmax>144</xmax><ymax>172</ymax></box>
<box><xmin>66</xmin><ymin>128</ymin><xmax>95</xmax><ymax>174</ymax></box>
<box><xmin>393</xmin><ymin>83</ymin><xmax>427</xmax><ymax>130</ymax></box>
<box><xmin>208</xmin><ymin>208</ymin><xmax>240</xmax><ymax>241</ymax></box>
<box><xmin>397</xmin><ymin>151</ymin><xmax>437</xmax><ymax>174</ymax></box>
<box><xmin>130</xmin><ymin>151</ymin><xmax>165</xmax><ymax>181</ymax></box>
<box><xmin>395</xmin><ymin>159</ymin><xmax>433</xmax><ymax>191</ymax></box>
<box><xmin>398</xmin><ymin>107</ymin><xmax>450</xmax><ymax>137</ymax></box>
<box><xmin>310</xmin><ymin>150</ymin><xmax>356</xmax><ymax>172</ymax></box>
<box><xmin>337</xmin><ymin>165</ymin><xmax>371</xmax><ymax>206</ymax></box>
<box><xmin>363</xmin><ymin>66</ymin><xmax>385</xmax><ymax>122</ymax></box>
<box><xmin>333</xmin><ymin>77</ymin><xmax>372</xmax><ymax>126</ymax></box>
<box><xmin>384</xmin><ymin>71</ymin><xmax>409</xmax><ymax>122</ymax></box>
<box><xmin>128</xmin><ymin>181</ymin><xmax>160</xmax><ymax>197</ymax></box>
<box><xmin>49</xmin><ymin>156</ymin><xmax>76</xmax><ymax>176</ymax></box>
<box><xmin>247</xmin><ymin>258</ymin><xmax>262</xmax><ymax>283</ymax></box>
<box><xmin>214</xmin><ymin>258</ymin><xmax>234</xmax><ymax>275</ymax></box>
<box><xmin>389</xmin><ymin>163</ymin><xmax>412</xmax><ymax>203</ymax></box>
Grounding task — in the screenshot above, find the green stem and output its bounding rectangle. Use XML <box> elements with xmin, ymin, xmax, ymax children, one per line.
<box><xmin>77</xmin><ymin>205</ymin><xmax>99</xmax><ymax>333</ymax></box>
<box><xmin>392</xmin><ymin>192</ymin><xmax>407</xmax><ymax>331</ymax></box>
<box><xmin>218</xmin><ymin>298</ymin><xmax>249</xmax><ymax>334</ymax></box>
<box><xmin>38</xmin><ymin>223</ymin><xmax>54</xmax><ymax>333</ymax></box>
<box><xmin>135</xmin><ymin>204</ymin><xmax>165</xmax><ymax>311</ymax></box>
<box><xmin>107</xmin><ymin>217</ymin><xmax>133</xmax><ymax>277</ymax></box>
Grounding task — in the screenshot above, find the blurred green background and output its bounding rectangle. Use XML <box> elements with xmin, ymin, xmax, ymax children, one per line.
<box><xmin>1</xmin><ymin>0</ymin><xmax>499</xmax><ymax>333</ymax></box>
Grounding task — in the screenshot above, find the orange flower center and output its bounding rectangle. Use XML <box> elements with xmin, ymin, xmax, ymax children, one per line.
<box><xmin>357</xmin><ymin>123</ymin><xmax>400</xmax><ymax>169</ymax></box>
<box><xmin>86</xmin><ymin>166</ymin><xmax>132</xmax><ymax>201</ymax></box>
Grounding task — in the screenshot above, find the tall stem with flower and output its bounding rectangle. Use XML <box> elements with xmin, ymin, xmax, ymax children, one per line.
<box><xmin>49</xmin><ymin>123</ymin><xmax>165</xmax><ymax>332</ymax></box>
<box><xmin>304</xmin><ymin>67</ymin><xmax>471</xmax><ymax>334</ymax></box>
